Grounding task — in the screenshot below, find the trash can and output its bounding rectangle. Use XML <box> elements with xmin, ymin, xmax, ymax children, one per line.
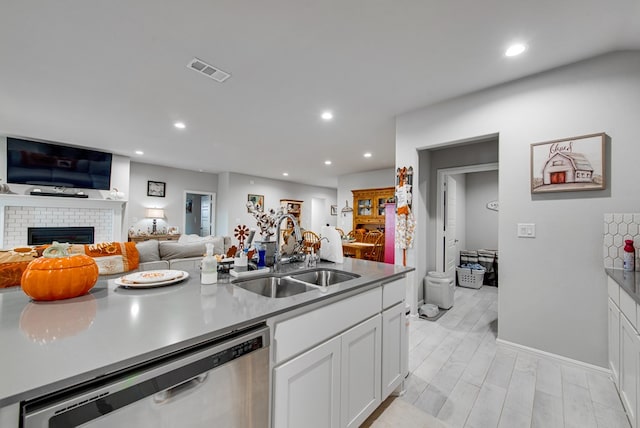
<box><xmin>424</xmin><ymin>271</ymin><xmax>455</xmax><ymax>309</ymax></box>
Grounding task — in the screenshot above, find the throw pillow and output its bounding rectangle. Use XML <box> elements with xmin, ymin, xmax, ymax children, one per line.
<box><xmin>68</xmin><ymin>242</ymin><xmax>140</xmax><ymax>275</ymax></box>
<box><xmin>177</xmin><ymin>234</ymin><xmax>226</xmax><ymax>254</ymax></box>
<box><xmin>159</xmin><ymin>241</ymin><xmax>207</xmax><ymax>260</ymax></box>
<box><xmin>136</xmin><ymin>240</ymin><xmax>161</xmax><ymax>263</ymax></box>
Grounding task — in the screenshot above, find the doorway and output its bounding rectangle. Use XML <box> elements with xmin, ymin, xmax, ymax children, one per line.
<box><xmin>183</xmin><ymin>191</ymin><xmax>216</xmax><ymax>237</ymax></box>
<box><xmin>436</xmin><ymin>163</ymin><xmax>498</xmax><ymax>278</ymax></box>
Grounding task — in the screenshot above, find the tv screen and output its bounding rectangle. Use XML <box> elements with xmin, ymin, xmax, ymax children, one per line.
<box><xmin>6</xmin><ymin>137</ymin><xmax>112</xmax><ymax>190</ymax></box>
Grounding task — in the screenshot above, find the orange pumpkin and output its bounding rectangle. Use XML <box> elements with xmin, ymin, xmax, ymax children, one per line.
<box><xmin>21</xmin><ymin>242</ymin><xmax>99</xmax><ymax>301</ymax></box>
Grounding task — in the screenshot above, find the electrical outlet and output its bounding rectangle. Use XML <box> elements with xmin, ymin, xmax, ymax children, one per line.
<box><xmin>517</xmin><ymin>223</ymin><xmax>536</xmax><ymax>238</ymax></box>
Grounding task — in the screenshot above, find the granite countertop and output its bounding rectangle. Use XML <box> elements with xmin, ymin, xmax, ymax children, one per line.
<box><xmin>0</xmin><ymin>259</ymin><xmax>413</xmax><ymax>407</ymax></box>
<box><xmin>606</xmin><ymin>268</ymin><xmax>640</xmax><ymax>303</ymax></box>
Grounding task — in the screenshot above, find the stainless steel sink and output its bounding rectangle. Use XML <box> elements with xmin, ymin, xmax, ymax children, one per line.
<box><xmin>233</xmin><ymin>275</ymin><xmax>317</xmax><ymax>298</ymax></box>
<box><xmin>289</xmin><ymin>269</ymin><xmax>360</xmax><ymax>287</ymax></box>
<box><xmin>232</xmin><ymin>269</ymin><xmax>360</xmax><ymax>298</ymax></box>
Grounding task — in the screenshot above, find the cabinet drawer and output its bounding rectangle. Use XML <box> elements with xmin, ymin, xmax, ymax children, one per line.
<box><xmin>274</xmin><ymin>288</ymin><xmax>382</xmax><ymax>364</ymax></box>
<box><xmin>620</xmin><ymin>287</ymin><xmax>637</xmax><ymax>330</ymax></box>
<box><xmin>382</xmin><ymin>277</ymin><xmax>405</xmax><ymax>309</ymax></box>
<box><xmin>608</xmin><ymin>277</ymin><xmax>620</xmax><ymax>307</ymax></box>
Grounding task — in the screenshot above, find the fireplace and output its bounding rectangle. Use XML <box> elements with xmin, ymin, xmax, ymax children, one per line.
<box><xmin>28</xmin><ymin>227</ymin><xmax>95</xmax><ymax>245</ymax></box>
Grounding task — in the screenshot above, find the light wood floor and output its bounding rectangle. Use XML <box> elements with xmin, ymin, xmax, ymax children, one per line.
<box><xmin>363</xmin><ymin>285</ymin><xmax>629</xmax><ymax>428</ymax></box>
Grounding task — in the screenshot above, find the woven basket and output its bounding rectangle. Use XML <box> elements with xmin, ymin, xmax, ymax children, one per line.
<box><xmin>456</xmin><ymin>266</ymin><xmax>485</xmax><ymax>289</ymax></box>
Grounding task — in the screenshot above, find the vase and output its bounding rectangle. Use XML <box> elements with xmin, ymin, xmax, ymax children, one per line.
<box><xmin>255</xmin><ymin>240</ymin><xmax>277</xmax><ymax>267</ymax></box>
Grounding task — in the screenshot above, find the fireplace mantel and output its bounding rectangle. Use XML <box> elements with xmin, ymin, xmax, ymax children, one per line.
<box><xmin>0</xmin><ymin>194</ymin><xmax>127</xmax><ymax>210</ymax></box>
<box><xmin>0</xmin><ymin>194</ymin><xmax>127</xmax><ymax>249</ymax></box>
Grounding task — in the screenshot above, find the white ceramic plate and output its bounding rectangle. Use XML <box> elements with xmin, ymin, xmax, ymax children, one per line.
<box><xmin>120</xmin><ymin>269</ymin><xmax>184</xmax><ymax>284</ymax></box>
<box><xmin>115</xmin><ymin>271</ymin><xmax>189</xmax><ymax>288</ymax></box>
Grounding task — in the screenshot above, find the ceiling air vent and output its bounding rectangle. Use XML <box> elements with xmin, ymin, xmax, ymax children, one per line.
<box><xmin>186</xmin><ymin>58</ymin><xmax>231</xmax><ymax>83</ymax></box>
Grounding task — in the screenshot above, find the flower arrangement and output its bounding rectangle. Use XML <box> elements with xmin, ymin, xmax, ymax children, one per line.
<box><xmin>247</xmin><ymin>201</ymin><xmax>285</xmax><ymax>241</ymax></box>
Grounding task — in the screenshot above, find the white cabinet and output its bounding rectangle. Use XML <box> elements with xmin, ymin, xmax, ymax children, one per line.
<box><xmin>273</xmin><ymin>316</ymin><xmax>382</xmax><ymax>428</ymax></box>
<box><xmin>340</xmin><ymin>315</ymin><xmax>382</xmax><ymax>428</ymax></box>
<box><xmin>620</xmin><ymin>312</ymin><xmax>638</xmax><ymax>428</ymax></box>
<box><xmin>382</xmin><ymin>301</ymin><xmax>406</xmax><ymax>397</ymax></box>
<box><xmin>271</xmin><ymin>274</ymin><xmax>408</xmax><ymax>428</ymax></box>
<box><xmin>273</xmin><ymin>336</ymin><xmax>341</xmax><ymax>428</ymax></box>
<box><xmin>609</xmin><ymin>298</ymin><xmax>621</xmax><ymax>385</ymax></box>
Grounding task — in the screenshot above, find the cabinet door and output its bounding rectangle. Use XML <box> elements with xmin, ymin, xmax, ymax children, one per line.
<box><xmin>382</xmin><ymin>302</ymin><xmax>406</xmax><ymax>398</ymax></box>
<box><xmin>620</xmin><ymin>313</ymin><xmax>638</xmax><ymax>427</ymax></box>
<box><xmin>376</xmin><ymin>196</ymin><xmax>387</xmax><ymax>217</ymax></box>
<box><xmin>273</xmin><ymin>336</ymin><xmax>341</xmax><ymax>428</ymax></box>
<box><xmin>340</xmin><ymin>315</ymin><xmax>381</xmax><ymax>428</ymax></box>
<box><xmin>609</xmin><ymin>297</ymin><xmax>621</xmax><ymax>387</ymax></box>
<box><xmin>356</xmin><ymin>196</ymin><xmax>373</xmax><ymax>217</ymax></box>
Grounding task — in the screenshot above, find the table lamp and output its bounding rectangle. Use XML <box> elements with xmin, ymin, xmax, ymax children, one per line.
<box><xmin>145</xmin><ymin>208</ymin><xmax>165</xmax><ymax>234</ymax></box>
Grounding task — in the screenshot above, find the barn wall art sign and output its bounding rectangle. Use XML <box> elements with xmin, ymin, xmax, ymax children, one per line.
<box><xmin>530</xmin><ymin>132</ymin><xmax>606</xmax><ymax>194</ymax></box>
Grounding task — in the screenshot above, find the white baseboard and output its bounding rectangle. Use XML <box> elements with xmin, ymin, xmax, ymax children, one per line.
<box><xmin>496</xmin><ymin>338</ymin><xmax>611</xmax><ymax>377</ymax></box>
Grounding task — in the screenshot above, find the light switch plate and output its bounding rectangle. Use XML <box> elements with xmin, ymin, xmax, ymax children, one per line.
<box><xmin>517</xmin><ymin>223</ymin><xmax>536</xmax><ymax>238</ymax></box>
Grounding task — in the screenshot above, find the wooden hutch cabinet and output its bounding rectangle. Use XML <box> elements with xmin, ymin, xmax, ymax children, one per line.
<box><xmin>352</xmin><ymin>187</ymin><xmax>395</xmax><ymax>231</ymax></box>
<box><xmin>280</xmin><ymin>199</ymin><xmax>303</xmax><ymax>229</ymax></box>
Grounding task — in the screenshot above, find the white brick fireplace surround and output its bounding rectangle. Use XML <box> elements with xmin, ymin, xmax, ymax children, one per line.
<box><xmin>0</xmin><ymin>194</ymin><xmax>126</xmax><ymax>249</ymax></box>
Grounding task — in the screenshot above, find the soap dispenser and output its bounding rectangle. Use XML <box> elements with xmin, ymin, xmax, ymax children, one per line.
<box><xmin>201</xmin><ymin>243</ymin><xmax>218</xmax><ymax>284</ymax></box>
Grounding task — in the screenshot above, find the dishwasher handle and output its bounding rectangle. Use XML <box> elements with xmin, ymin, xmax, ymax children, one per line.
<box><xmin>153</xmin><ymin>373</ymin><xmax>209</xmax><ymax>404</ymax></box>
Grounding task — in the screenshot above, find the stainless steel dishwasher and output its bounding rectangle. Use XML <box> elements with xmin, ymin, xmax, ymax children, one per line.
<box><xmin>22</xmin><ymin>324</ymin><xmax>269</xmax><ymax>428</ymax></box>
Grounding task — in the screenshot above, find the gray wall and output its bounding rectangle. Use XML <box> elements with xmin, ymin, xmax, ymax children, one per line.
<box><xmin>397</xmin><ymin>51</ymin><xmax>640</xmax><ymax>367</ymax></box>
<box><xmin>216</xmin><ymin>172</ymin><xmax>336</xmax><ymax>239</ymax></box>
<box><xmin>128</xmin><ymin>162</ymin><xmax>217</xmax><ymax>235</ymax></box>
<box><xmin>466</xmin><ymin>170</ymin><xmax>498</xmax><ymax>250</ymax></box>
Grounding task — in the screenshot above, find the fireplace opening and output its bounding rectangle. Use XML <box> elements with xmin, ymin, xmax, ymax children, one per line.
<box><xmin>28</xmin><ymin>227</ymin><xmax>95</xmax><ymax>245</ymax></box>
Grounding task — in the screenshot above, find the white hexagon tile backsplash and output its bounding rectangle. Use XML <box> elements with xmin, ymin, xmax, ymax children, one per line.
<box><xmin>604</xmin><ymin>213</ymin><xmax>640</xmax><ymax>269</ymax></box>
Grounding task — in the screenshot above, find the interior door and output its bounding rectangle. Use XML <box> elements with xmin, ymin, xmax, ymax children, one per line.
<box><xmin>444</xmin><ymin>175</ymin><xmax>457</xmax><ymax>276</ymax></box>
<box><xmin>201</xmin><ymin>195</ymin><xmax>212</xmax><ymax>236</ymax></box>
<box><xmin>184</xmin><ymin>191</ymin><xmax>216</xmax><ymax>237</ymax></box>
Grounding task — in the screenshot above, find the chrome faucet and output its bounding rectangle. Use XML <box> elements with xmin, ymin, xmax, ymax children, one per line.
<box><xmin>273</xmin><ymin>213</ymin><xmax>304</xmax><ymax>270</ymax></box>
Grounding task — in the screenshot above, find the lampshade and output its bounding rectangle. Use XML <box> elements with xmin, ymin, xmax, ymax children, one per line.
<box><xmin>145</xmin><ymin>208</ymin><xmax>165</xmax><ymax>219</ymax></box>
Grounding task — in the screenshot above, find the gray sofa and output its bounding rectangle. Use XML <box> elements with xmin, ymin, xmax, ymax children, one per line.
<box><xmin>100</xmin><ymin>236</ymin><xmax>232</xmax><ymax>279</ymax></box>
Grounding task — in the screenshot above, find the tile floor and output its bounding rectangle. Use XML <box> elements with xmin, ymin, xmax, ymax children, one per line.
<box><xmin>363</xmin><ymin>285</ymin><xmax>629</xmax><ymax>428</ymax></box>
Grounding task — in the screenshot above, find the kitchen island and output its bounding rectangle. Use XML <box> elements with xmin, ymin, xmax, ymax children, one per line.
<box><xmin>0</xmin><ymin>258</ymin><xmax>413</xmax><ymax>426</ymax></box>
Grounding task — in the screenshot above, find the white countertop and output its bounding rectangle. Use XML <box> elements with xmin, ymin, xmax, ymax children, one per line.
<box><xmin>0</xmin><ymin>259</ymin><xmax>413</xmax><ymax>407</ymax></box>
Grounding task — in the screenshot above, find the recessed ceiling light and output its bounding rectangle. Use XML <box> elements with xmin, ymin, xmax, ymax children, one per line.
<box><xmin>321</xmin><ymin>111</ymin><xmax>333</xmax><ymax>121</ymax></box>
<box><xmin>505</xmin><ymin>43</ymin><xmax>526</xmax><ymax>57</ymax></box>
<box><xmin>282</xmin><ymin>172</ymin><xmax>289</xmax><ymax>176</ymax></box>
<box><xmin>135</xmin><ymin>150</ymin><xmax>144</xmax><ymax>155</ymax></box>
<box><xmin>324</xmin><ymin>160</ymin><xmax>332</xmax><ymax>165</ymax></box>
<box><xmin>174</xmin><ymin>121</ymin><xmax>186</xmax><ymax>129</ymax></box>
<box><xmin>364</xmin><ymin>152</ymin><xmax>372</xmax><ymax>158</ymax></box>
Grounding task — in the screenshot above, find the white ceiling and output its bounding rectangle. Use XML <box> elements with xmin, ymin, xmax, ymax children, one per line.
<box><xmin>1</xmin><ymin>1</ymin><xmax>639</xmax><ymax>188</ymax></box>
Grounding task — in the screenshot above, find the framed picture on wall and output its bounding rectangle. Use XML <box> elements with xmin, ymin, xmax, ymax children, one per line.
<box><xmin>147</xmin><ymin>181</ymin><xmax>166</xmax><ymax>197</ymax></box>
<box><xmin>330</xmin><ymin>205</ymin><xmax>337</xmax><ymax>215</ymax></box>
<box><xmin>247</xmin><ymin>194</ymin><xmax>264</xmax><ymax>212</ymax></box>
<box><xmin>530</xmin><ymin>133</ymin><xmax>606</xmax><ymax>194</ymax></box>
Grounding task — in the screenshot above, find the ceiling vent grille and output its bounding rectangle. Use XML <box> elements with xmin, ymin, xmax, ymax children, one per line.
<box><xmin>186</xmin><ymin>58</ymin><xmax>231</xmax><ymax>83</ymax></box>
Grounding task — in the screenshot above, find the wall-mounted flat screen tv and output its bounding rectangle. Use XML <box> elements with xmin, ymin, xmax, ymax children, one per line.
<box><xmin>6</xmin><ymin>137</ymin><xmax>112</xmax><ymax>190</ymax></box>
